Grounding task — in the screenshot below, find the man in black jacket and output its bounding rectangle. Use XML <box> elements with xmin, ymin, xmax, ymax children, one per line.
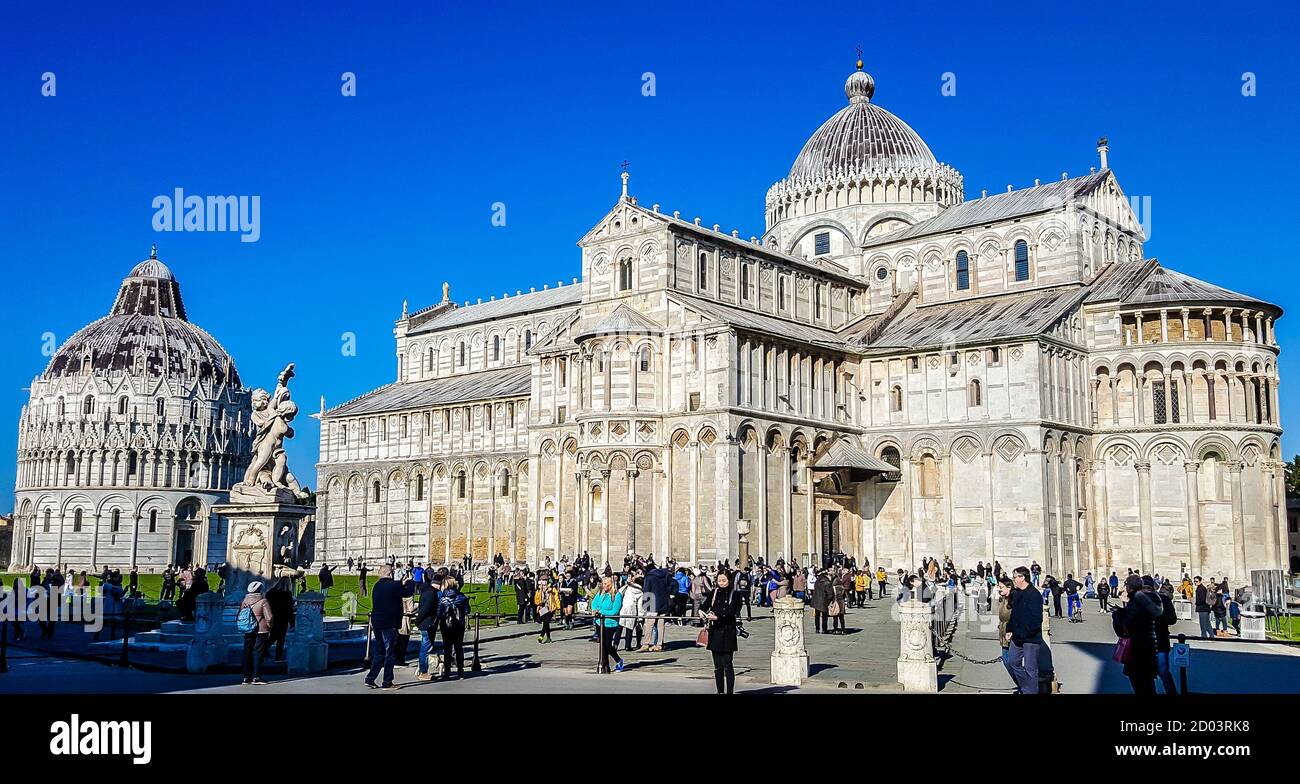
<box><xmin>642</xmin><ymin>563</ymin><xmax>671</xmax><ymax>651</ymax></box>
<box><xmin>414</xmin><ymin>574</ymin><xmax>441</xmax><ymax>681</ymax></box>
<box><xmin>1005</xmin><ymin>566</ymin><xmax>1045</xmax><ymax>694</ymax></box>
<box><xmin>1193</xmin><ymin>576</ymin><xmax>1212</xmax><ymax>638</ymax></box>
<box><xmin>364</xmin><ymin>564</ymin><xmax>415</xmax><ymax>689</ymax></box>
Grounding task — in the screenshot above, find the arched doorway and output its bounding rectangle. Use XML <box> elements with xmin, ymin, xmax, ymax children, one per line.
<box><xmin>174</xmin><ymin>499</ymin><xmax>203</xmax><ymax>566</ymax></box>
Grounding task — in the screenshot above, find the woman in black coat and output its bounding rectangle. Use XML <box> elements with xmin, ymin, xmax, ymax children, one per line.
<box><xmin>1111</xmin><ymin>575</ymin><xmax>1161</xmax><ymax>695</ymax></box>
<box><xmin>702</xmin><ymin>570</ymin><xmax>744</xmax><ymax>694</ymax></box>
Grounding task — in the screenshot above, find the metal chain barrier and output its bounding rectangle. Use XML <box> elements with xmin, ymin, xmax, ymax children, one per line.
<box><xmin>936</xmin><ymin>595</ymin><xmax>1006</xmax><ymax>667</ymax></box>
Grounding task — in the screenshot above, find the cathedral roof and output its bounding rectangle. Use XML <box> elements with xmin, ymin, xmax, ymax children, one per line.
<box><xmin>862</xmin><ymin>170</ymin><xmax>1111</xmax><ymax>249</ymax></box>
<box><xmin>407</xmin><ymin>283</ymin><xmax>583</xmax><ymax>335</ymax></box>
<box><xmin>324</xmin><ymin>364</ymin><xmax>531</xmax><ymax>418</ymax></box>
<box><xmin>576</xmin><ymin>305</ymin><xmax>662</xmax><ymax>339</ymax></box>
<box><xmin>859</xmin><ymin>286</ymin><xmax>1086</xmax><ymax>352</ymax></box>
<box><xmin>42</xmin><ymin>248</ymin><xmax>240</xmax><ymax>387</ymax></box>
<box><xmin>787</xmin><ymin>62</ymin><xmax>939</xmax><ymax>182</ymax></box>
<box><xmin>673</xmin><ymin>294</ymin><xmax>848</xmax><ymax>350</ymax></box>
<box><xmin>1085</xmin><ymin>259</ymin><xmax>1279</xmax><ymax>313</ymax></box>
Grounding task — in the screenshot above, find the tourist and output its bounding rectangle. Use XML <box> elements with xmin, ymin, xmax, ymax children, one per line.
<box><xmin>437</xmin><ymin>577</ymin><xmax>470</xmax><ymax>680</ymax></box>
<box><xmin>1211</xmin><ymin>586</ymin><xmax>1229</xmax><ymax>635</ymax></box>
<box><xmin>590</xmin><ymin>575</ymin><xmax>625</xmax><ymax>673</ymax></box>
<box><xmin>734</xmin><ymin>566</ymin><xmax>753</xmax><ymax>621</ymax></box>
<box><xmin>414</xmin><ymin>573</ymin><xmax>441</xmax><ymax>681</ymax></box>
<box><xmin>829</xmin><ymin>570</ymin><xmax>847</xmax><ymax>634</ymax></box>
<box><xmin>358</xmin><ymin>561</ymin><xmax>370</xmax><ymax>597</ymax></box>
<box><xmin>702</xmin><ymin>568</ymin><xmax>744</xmax><ymax>694</ymax></box>
<box><xmin>238</xmin><ymin>581</ymin><xmax>274</xmax><ymax>686</ymax></box>
<box><xmin>618</xmin><ymin>575</ymin><xmax>644</xmax><ymax>652</ymax></box>
<box><xmin>994</xmin><ymin>576</ymin><xmax>1019</xmax><ymax>691</ymax></box>
<box><xmin>396</xmin><ymin>586</ymin><xmax>416</xmax><ymax>668</ymax></box>
<box><xmin>560</xmin><ymin>569</ymin><xmax>580</xmax><ymax>630</ymax></box>
<box><xmin>1098</xmin><ymin>578</ymin><xmax>1112</xmax><ymax>613</ymax></box>
<box><xmin>266</xmin><ymin>576</ymin><xmax>294</xmax><ymax>661</ymax></box>
<box><xmin>318</xmin><ymin>562</ymin><xmax>336</xmax><ymax>597</ymax></box>
<box><xmin>364</xmin><ymin>564</ymin><xmax>415</xmax><ymax>690</ymax></box>
<box><xmin>1063</xmin><ymin>574</ymin><xmax>1082</xmax><ymax>619</ymax></box>
<box><xmin>876</xmin><ymin>566</ymin><xmax>887</xmax><ymax>599</ymax></box>
<box><xmin>854</xmin><ymin>569</ymin><xmax>869</xmax><ymax>607</ymax></box>
<box><xmin>161</xmin><ymin>565</ymin><xmax>176</xmax><ymax>602</ymax></box>
<box><xmin>811</xmin><ymin>569</ymin><xmax>833</xmax><ymax>633</ymax></box>
<box><xmin>1045</xmin><ymin>574</ymin><xmax>1063</xmax><ymax>617</ymax></box>
<box><xmin>534</xmin><ymin>575</ymin><xmax>561</xmax><ymax>643</ymax></box>
<box><xmin>176</xmin><ymin>567</ymin><xmax>209</xmax><ymax>622</ymax></box>
<box><xmin>1229</xmin><ymin>594</ymin><xmax>1242</xmax><ymax>636</ymax></box>
<box><xmin>689</xmin><ymin>567</ymin><xmax>712</xmax><ymax>624</ymax></box>
<box><xmin>1005</xmin><ymin>566</ymin><xmax>1044</xmax><ymax>695</ymax></box>
<box><xmin>641</xmin><ymin>561</ymin><xmax>670</xmax><ymax>651</ymax></box>
<box><xmin>1149</xmin><ymin>578</ymin><xmax>1179</xmax><ymax>694</ymax></box>
<box><xmin>514</xmin><ymin>569</ymin><xmax>534</xmax><ymax>624</ymax></box>
<box><xmin>1111</xmin><ymin>574</ymin><xmax>1161</xmax><ymax>695</ymax></box>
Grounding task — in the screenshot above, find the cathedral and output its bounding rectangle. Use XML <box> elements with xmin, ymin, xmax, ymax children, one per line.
<box><xmin>314</xmin><ymin>60</ymin><xmax>1286</xmax><ymax>583</ymax></box>
<box><xmin>10</xmin><ymin>250</ymin><xmax>253</xmax><ymax>571</ymax></box>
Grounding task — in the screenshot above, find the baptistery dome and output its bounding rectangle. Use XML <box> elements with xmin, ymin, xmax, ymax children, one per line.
<box><xmin>43</xmin><ymin>248</ymin><xmax>240</xmax><ymax>387</ymax></box>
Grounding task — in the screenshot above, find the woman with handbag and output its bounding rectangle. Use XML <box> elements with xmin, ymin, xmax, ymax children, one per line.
<box><xmin>534</xmin><ymin>576</ymin><xmax>561</xmax><ymax>643</ymax></box>
<box><xmin>1111</xmin><ymin>574</ymin><xmax>1161</xmax><ymax>695</ymax></box>
<box><xmin>701</xmin><ymin>569</ymin><xmax>744</xmax><ymax>694</ymax></box>
<box><xmin>829</xmin><ymin>571</ymin><xmax>847</xmax><ymax>634</ymax></box>
<box><xmin>589</xmin><ymin>576</ymin><xmax>625</xmax><ymax>673</ymax></box>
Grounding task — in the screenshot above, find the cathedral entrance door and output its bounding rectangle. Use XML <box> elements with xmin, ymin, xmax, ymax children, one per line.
<box><xmin>820</xmin><ymin>511</ymin><xmax>840</xmax><ymax>568</ymax></box>
<box><xmin>174</xmin><ymin>527</ymin><xmax>195</xmax><ymax>566</ymax></box>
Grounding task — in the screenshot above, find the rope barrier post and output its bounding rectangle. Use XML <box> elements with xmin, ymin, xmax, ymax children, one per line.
<box><xmin>1</xmin><ymin>611</ymin><xmax>8</xmax><ymax>674</ymax></box>
<box><xmin>595</xmin><ymin>613</ymin><xmax>604</xmax><ymax>673</ymax></box>
<box><xmin>494</xmin><ymin>593</ymin><xmax>501</xmax><ymax>628</ymax></box>
<box><xmin>1176</xmin><ymin>633</ymin><xmax>1189</xmax><ymax>695</ymax></box>
<box><xmin>471</xmin><ymin>613</ymin><xmax>482</xmax><ymax>672</ymax></box>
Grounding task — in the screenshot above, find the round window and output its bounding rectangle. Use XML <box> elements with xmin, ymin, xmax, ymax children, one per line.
<box><xmin>875</xmin><ymin>267</ymin><xmax>889</xmax><ymax>281</ymax></box>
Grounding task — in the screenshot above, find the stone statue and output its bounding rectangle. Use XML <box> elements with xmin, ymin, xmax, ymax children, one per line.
<box><xmin>232</xmin><ymin>362</ymin><xmax>309</xmax><ymax>504</ymax></box>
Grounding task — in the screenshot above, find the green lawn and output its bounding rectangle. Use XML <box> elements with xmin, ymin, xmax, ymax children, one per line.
<box><xmin>1266</xmin><ymin>613</ymin><xmax>1300</xmax><ymax>641</ymax></box>
<box><xmin>3</xmin><ymin>572</ymin><xmax>519</xmax><ymax>623</ymax></box>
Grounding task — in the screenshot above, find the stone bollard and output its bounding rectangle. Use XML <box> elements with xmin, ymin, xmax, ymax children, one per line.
<box><xmin>896</xmin><ymin>599</ymin><xmax>937</xmax><ymax>692</ymax></box>
<box><xmin>287</xmin><ymin>591</ymin><xmax>329</xmax><ymax>674</ymax></box>
<box><xmin>770</xmin><ymin>596</ymin><xmax>809</xmax><ymax>686</ymax></box>
<box><xmin>185</xmin><ymin>592</ymin><xmax>228</xmax><ymax>673</ymax></box>
<box><xmin>1239</xmin><ymin>610</ymin><xmax>1266</xmax><ymax>640</ymax></box>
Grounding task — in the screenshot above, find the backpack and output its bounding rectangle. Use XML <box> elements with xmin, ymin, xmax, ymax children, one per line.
<box><xmin>441</xmin><ymin>596</ymin><xmax>465</xmax><ymax>630</ymax></box>
<box><xmin>236</xmin><ymin>598</ymin><xmax>263</xmax><ymax>633</ymax></box>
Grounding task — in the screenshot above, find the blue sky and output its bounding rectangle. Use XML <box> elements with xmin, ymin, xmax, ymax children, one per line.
<box><xmin>1</xmin><ymin>1</ymin><xmax>1298</xmax><ymax>506</ymax></box>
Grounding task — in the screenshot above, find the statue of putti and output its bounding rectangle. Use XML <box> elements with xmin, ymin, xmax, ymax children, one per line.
<box><xmin>233</xmin><ymin>362</ymin><xmax>309</xmax><ymax>503</ymax></box>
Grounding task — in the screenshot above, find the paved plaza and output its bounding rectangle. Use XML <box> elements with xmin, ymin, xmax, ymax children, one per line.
<box><xmin>4</xmin><ymin>592</ymin><xmax>1298</xmax><ymax>694</ymax></box>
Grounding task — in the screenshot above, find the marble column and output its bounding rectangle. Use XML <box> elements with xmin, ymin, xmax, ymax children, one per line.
<box><xmin>782</xmin><ymin>446</ymin><xmax>793</xmax><ymax>561</ymax></box>
<box><xmin>600</xmin><ymin>468</ymin><xmax>611</xmax><ymax>567</ymax></box>
<box><xmin>1136</xmin><ymin>461</ymin><xmax>1153</xmax><ymax>573</ymax></box>
<box><xmin>1228</xmin><ymin>462</ymin><xmax>1246</xmax><ymax>582</ymax></box>
<box><xmin>757</xmin><ymin>442</ymin><xmax>769</xmax><ymax>561</ymax></box>
<box><xmin>1183</xmin><ymin>460</ymin><xmax>1202</xmax><ymax>578</ymax></box>
<box><xmin>689</xmin><ymin>442</ymin><xmax>699</xmax><ymax>564</ymax></box>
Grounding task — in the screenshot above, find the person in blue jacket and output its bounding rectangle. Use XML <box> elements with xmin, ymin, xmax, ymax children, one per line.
<box><xmin>590</xmin><ymin>575</ymin><xmax>625</xmax><ymax>673</ymax></box>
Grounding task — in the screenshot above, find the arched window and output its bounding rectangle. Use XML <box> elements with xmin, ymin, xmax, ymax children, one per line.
<box><xmin>790</xmin><ymin>448</ymin><xmax>802</xmax><ymax>491</ymax></box>
<box><xmin>1014</xmin><ymin>240</ymin><xmax>1030</xmax><ymax>281</ymax></box>
<box><xmin>890</xmin><ymin>385</ymin><xmax>903</xmax><ymax>412</ymax></box>
<box><xmin>618</xmin><ymin>256</ymin><xmax>633</xmax><ymax>292</ymax></box>
<box><xmin>458</xmin><ymin>342</ymin><xmax>466</xmax><ymax>367</ymax></box>
<box><xmin>118</xmin><ymin>396</ymin><xmax>129</xmax><ymax>415</ymax></box>
<box><xmin>920</xmin><ymin>455</ymin><xmax>941</xmax><ymax>497</ymax></box>
<box><xmin>415</xmin><ymin>473</ymin><xmax>425</xmax><ymax>501</ymax></box>
<box><xmin>955</xmin><ymin>250</ymin><xmax>971</xmax><ymax>290</ymax></box>
<box><xmin>190</xmin><ymin>400</ymin><xmax>199</xmax><ymax>419</ymax></box>
<box><xmin>426</xmin><ymin>347</ymin><xmax>435</xmax><ymax>372</ymax></box>
<box><xmin>492</xmin><ymin>335</ymin><xmax>501</xmax><ymax>362</ymax></box>
<box><xmin>111</xmin><ymin>509</ymin><xmax>120</xmax><ymax>533</ymax></box>
<box><xmin>57</xmin><ymin>397</ymin><xmax>66</xmax><ymax>417</ymax></box>
<box><xmin>740</xmin><ymin>264</ymin><xmax>751</xmax><ymax>300</ymax></box>
<box><xmin>456</xmin><ymin>470</ymin><xmax>467</xmax><ymax>499</ymax></box>
<box><xmin>73</xmin><ymin>508</ymin><xmax>82</xmax><ymax>533</ymax></box>
<box><xmin>639</xmin><ymin>346</ymin><xmax>652</xmax><ymax>373</ymax></box>
<box><xmin>558</xmin><ymin>358</ymin><xmax>567</xmax><ymax>387</ymax></box>
<box><xmin>968</xmin><ymin>379</ymin><xmax>982</xmax><ymax>407</ymax></box>
<box><xmin>524</xmin><ymin>329</ymin><xmax>533</xmax><ymax>350</ymax></box>
<box><xmin>814</xmin><ymin>285</ymin><xmax>824</xmax><ymax>319</ymax></box>
<box><xmin>778</xmin><ymin>277</ymin><xmax>788</xmax><ymax>310</ymax></box>
<box><xmin>698</xmin><ymin>253</ymin><xmax>708</xmax><ymax>291</ymax></box>
<box><xmin>372</xmin><ymin>481</ymin><xmax>381</xmax><ymax>503</ymax></box>
<box><xmin>499</xmin><ymin>469</ymin><xmax>510</xmax><ymax>497</ymax></box>
<box><xmin>83</xmin><ymin>395</ymin><xmax>94</xmax><ymax>415</ymax></box>
<box><xmin>156</xmin><ymin>398</ymin><xmax>165</xmax><ymax>417</ymax></box>
<box><xmin>149</xmin><ymin>509</ymin><xmax>158</xmax><ymax>533</ymax></box>
<box><xmin>43</xmin><ymin>509</ymin><xmax>51</xmax><ymax>533</ymax></box>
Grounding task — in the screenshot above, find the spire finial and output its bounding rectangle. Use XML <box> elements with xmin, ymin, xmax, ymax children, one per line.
<box><xmin>620</xmin><ymin>160</ymin><xmax>630</xmax><ymax>200</ymax></box>
<box><xmin>845</xmin><ymin>55</ymin><xmax>874</xmax><ymax>103</ymax></box>
<box><xmin>855</xmin><ymin>44</ymin><xmax>863</xmax><ymax>70</ymax></box>
<box><xmin>1097</xmin><ymin>136</ymin><xmax>1110</xmax><ymax>169</ymax></box>
<box><xmin>150</xmin><ymin>243</ymin><xmax>157</xmax><ymax>259</ymax></box>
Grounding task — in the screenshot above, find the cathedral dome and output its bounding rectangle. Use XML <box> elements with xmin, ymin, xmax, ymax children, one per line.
<box><xmin>43</xmin><ymin>247</ymin><xmax>241</xmax><ymax>387</ymax></box>
<box><xmin>787</xmin><ymin>61</ymin><xmax>937</xmax><ymax>182</ymax></box>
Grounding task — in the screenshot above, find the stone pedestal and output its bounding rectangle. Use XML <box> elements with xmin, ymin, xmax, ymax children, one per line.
<box><xmin>896</xmin><ymin>599</ymin><xmax>938</xmax><ymax>692</ymax></box>
<box><xmin>770</xmin><ymin>596</ymin><xmax>809</xmax><ymax>686</ymax></box>
<box><xmin>1240</xmin><ymin>610</ymin><xmax>1266</xmax><ymax>641</ymax></box>
<box><xmin>185</xmin><ymin>592</ymin><xmax>229</xmax><ymax>673</ymax></box>
<box><xmin>211</xmin><ymin>501</ymin><xmax>314</xmax><ymax>602</ymax></box>
<box><xmin>287</xmin><ymin>591</ymin><xmax>329</xmax><ymax>674</ymax></box>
